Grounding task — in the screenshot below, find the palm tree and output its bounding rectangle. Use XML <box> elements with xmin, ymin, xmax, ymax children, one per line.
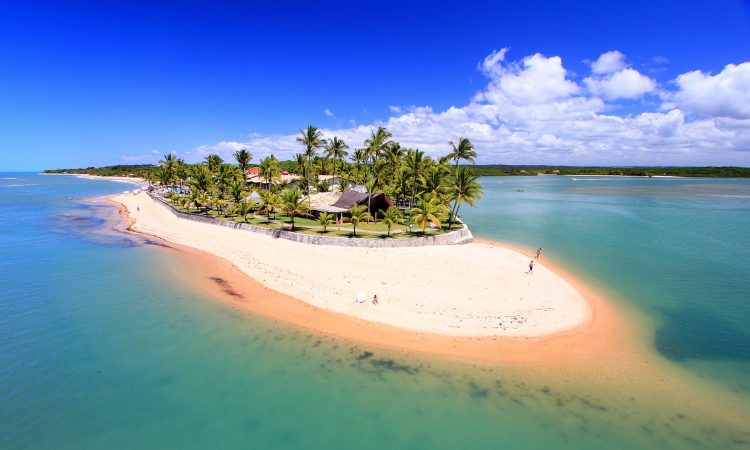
<box><xmin>159</xmin><ymin>154</ymin><xmax>178</xmax><ymax>187</ymax></box>
<box><xmin>363</xmin><ymin>127</ymin><xmax>393</xmax><ymax>212</ymax></box>
<box><xmin>238</xmin><ymin>200</ymin><xmax>254</xmax><ymax>222</ymax></box>
<box><xmin>318</xmin><ymin>212</ymin><xmax>334</xmax><ymax>233</ymax></box>
<box><xmin>379</xmin><ymin>207</ymin><xmax>403</xmax><ymax>237</ymax></box>
<box><xmin>410</xmin><ymin>194</ymin><xmax>444</xmax><ymax>234</ymax></box>
<box><xmin>422</xmin><ymin>166</ymin><xmax>451</xmax><ymax>197</ymax></box>
<box><xmin>317</xmin><ymin>179</ymin><xmax>331</xmax><ymax>192</ymax></box>
<box><xmin>190</xmin><ymin>165</ymin><xmax>213</xmax><ymax>194</ymax></box>
<box><xmin>352</xmin><ymin>148</ymin><xmax>367</xmax><ymax>168</ymax></box>
<box><xmin>234</xmin><ymin>149</ymin><xmax>252</xmax><ymax>181</ymax></box>
<box><xmin>325</xmin><ymin>136</ymin><xmax>349</xmax><ymax>191</ymax></box>
<box><xmin>188</xmin><ymin>190</ymin><xmax>199</xmax><ymax>212</ymax></box>
<box><xmin>259</xmin><ymin>155</ymin><xmax>281</xmax><ymax>190</ymax></box>
<box><xmin>337</xmin><ymin>176</ymin><xmax>349</xmax><ymax>192</ymax></box>
<box><xmin>405</xmin><ymin>149</ymin><xmax>427</xmax><ymax>208</ymax></box>
<box><xmin>296</xmin><ymin>125</ymin><xmax>325</xmax><ymax>205</ymax></box>
<box><xmin>204</xmin><ymin>154</ymin><xmax>223</xmax><ymax>173</ymax></box>
<box><xmin>281</xmin><ymin>188</ymin><xmax>308</xmax><ymax>230</ymax></box>
<box><xmin>181</xmin><ymin>195</ymin><xmax>192</xmax><ymax>211</ymax></box>
<box><xmin>195</xmin><ymin>191</ymin><xmax>210</xmax><ymax>214</ymax></box>
<box><xmin>448</xmin><ymin>168</ymin><xmax>483</xmax><ymax>229</ymax></box>
<box><xmin>259</xmin><ymin>190</ymin><xmax>280</xmax><ymax>222</ymax></box>
<box><xmin>229</xmin><ymin>180</ymin><xmax>244</xmax><ymax>206</ymax></box>
<box><xmin>448</xmin><ymin>137</ymin><xmax>477</xmax><ymax>170</ymax></box>
<box><xmin>293</xmin><ymin>153</ymin><xmax>306</xmax><ymax>176</ymax></box>
<box><xmin>349</xmin><ymin>205</ymin><xmax>373</xmax><ymax>237</ymax></box>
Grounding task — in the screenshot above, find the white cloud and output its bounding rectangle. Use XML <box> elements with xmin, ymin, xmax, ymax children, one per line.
<box><xmin>653</xmin><ymin>55</ymin><xmax>669</xmax><ymax>65</ymax></box>
<box><xmin>672</xmin><ymin>63</ymin><xmax>750</xmax><ymax>119</ymax></box>
<box><xmin>585</xmin><ymin>68</ymin><xmax>657</xmax><ymax>100</ymax></box>
<box><xmin>389</xmin><ymin>105</ymin><xmax>402</xmax><ymax>113</ymax></box>
<box><xmin>478</xmin><ymin>51</ymin><xmax>579</xmax><ymax>104</ymax></box>
<box><xmin>591</xmin><ymin>50</ymin><xmax>627</xmax><ymax>74</ymax></box>
<box><xmin>324</xmin><ymin>108</ymin><xmax>334</xmax><ymax>117</ymax></box>
<box><xmin>171</xmin><ymin>49</ymin><xmax>750</xmax><ymax>166</ymax></box>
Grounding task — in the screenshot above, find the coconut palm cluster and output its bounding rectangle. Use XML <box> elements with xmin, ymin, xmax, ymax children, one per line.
<box><xmin>152</xmin><ymin>126</ymin><xmax>482</xmax><ymax>238</ymax></box>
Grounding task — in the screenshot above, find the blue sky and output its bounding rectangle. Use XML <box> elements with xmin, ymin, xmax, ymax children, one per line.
<box><xmin>1</xmin><ymin>1</ymin><xmax>750</xmax><ymax>170</ymax></box>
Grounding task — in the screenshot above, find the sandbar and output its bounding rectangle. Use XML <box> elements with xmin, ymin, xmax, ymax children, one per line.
<box><xmin>114</xmin><ymin>191</ymin><xmax>594</xmax><ymax>339</ymax></box>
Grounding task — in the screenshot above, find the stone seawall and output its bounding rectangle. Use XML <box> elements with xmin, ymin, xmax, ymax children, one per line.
<box><xmin>148</xmin><ymin>193</ymin><xmax>473</xmax><ymax>247</ymax></box>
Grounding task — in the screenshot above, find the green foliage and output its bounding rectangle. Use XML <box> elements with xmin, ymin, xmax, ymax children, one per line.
<box><xmin>349</xmin><ymin>204</ymin><xmax>373</xmax><ymax>237</ymax></box>
<box><xmin>410</xmin><ymin>194</ymin><xmax>445</xmax><ymax>234</ymax></box>
<box><xmin>449</xmin><ymin>168</ymin><xmax>483</xmax><ymax>228</ymax></box>
<box><xmin>318</xmin><ymin>212</ymin><xmax>334</xmax><ymax>232</ymax></box>
<box><xmin>234</xmin><ymin>149</ymin><xmax>252</xmax><ymax>176</ymax></box>
<box><xmin>259</xmin><ymin>190</ymin><xmax>281</xmax><ymax>222</ymax></box>
<box><xmin>238</xmin><ymin>200</ymin><xmax>254</xmax><ymax>222</ymax></box>
<box><xmin>281</xmin><ymin>188</ymin><xmax>309</xmax><ymax>230</ymax></box>
<box><xmin>379</xmin><ymin>207</ymin><xmax>403</xmax><ymax>237</ymax></box>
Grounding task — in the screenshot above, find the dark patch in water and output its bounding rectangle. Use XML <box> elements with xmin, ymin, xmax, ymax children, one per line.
<box><xmin>208</xmin><ymin>276</ymin><xmax>245</xmax><ymax>299</ymax></box>
<box><xmin>356</xmin><ymin>351</ymin><xmax>373</xmax><ymax>361</ymax></box>
<box><xmin>143</xmin><ymin>239</ymin><xmax>172</xmax><ymax>248</ymax></box>
<box><xmin>369</xmin><ymin>358</ymin><xmax>416</xmax><ymax>374</ymax></box>
<box><xmin>468</xmin><ymin>382</ymin><xmax>489</xmax><ymax>399</ymax></box>
<box><xmin>653</xmin><ymin>304</ymin><xmax>750</xmax><ymax>362</ymax></box>
<box><xmin>579</xmin><ymin>397</ymin><xmax>608</xmax><ymax>412</ymax></box>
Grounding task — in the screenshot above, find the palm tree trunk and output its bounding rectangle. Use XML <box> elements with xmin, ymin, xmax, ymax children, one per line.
<box><xmin>451</xmin><ymin>202</ymin><xmax>462</xmax><ymax>229</ymax></box>
<box><xmin>448</xmin><ymin>200</ymin><xmax>458</xmax><ymax>230</ymax></box>
<box><xmin>307</xmin><ymin>154</ymin><xmax>312</xmax><ymax>209</ymax></box>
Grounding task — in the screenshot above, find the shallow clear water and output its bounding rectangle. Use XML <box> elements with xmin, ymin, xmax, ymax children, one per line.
<box><xmin>1</xmin><ymin>173</ymin><xmax>749</xmax><ymax>449</ymax></box>
<box><xmin>460</xmin><ymin>176</ymin><xmax>750</xmax><ymax>395</ymax></box>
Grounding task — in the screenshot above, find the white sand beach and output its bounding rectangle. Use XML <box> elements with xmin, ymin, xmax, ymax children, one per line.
<box><xmin>75</xmin><ymin>174</ymin><xmax>147</xmax><ymax>185</ymax></box>
<box><xmin>114</xmin><ymin>192</ymin><xmax>591</xmax><ymax>337</ymax></box>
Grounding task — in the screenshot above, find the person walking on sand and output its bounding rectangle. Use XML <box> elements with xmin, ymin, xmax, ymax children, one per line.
<box><xmin>527</xmin><ymin>260</ymin><xmax>535</xmax><ymax>274</ymax></box>
<box><xmin>535</xmin><ymin>247</ymin><xmax>541</xmax><ymax>259</ymax></box>
<box><xmin>372</xmin><ymin>294</ymin><xmax>379</xmax><ymax>305</ymax></box>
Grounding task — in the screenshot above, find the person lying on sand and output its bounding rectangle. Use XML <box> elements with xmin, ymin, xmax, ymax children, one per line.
<box><xmin>372</xmin><ymin>294</ymin><xmax>379</xmax><ymax>305</ymax></box>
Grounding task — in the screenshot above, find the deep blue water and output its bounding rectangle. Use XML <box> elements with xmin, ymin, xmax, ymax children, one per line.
<box><xmin>1</xmin><ymin>173</ymin><xmax>749</xmax><ymax>449</ymax></box>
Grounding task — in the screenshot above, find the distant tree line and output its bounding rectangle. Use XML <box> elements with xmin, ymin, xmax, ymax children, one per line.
<box><xmin>45</xmin><ymin>163</ymin><xmax>750</xmax><ymax>179</ymax></box>
<box><xmin>466</xmin><ymin>165</ymin><xmax>750</xmax><ymax>178</ymax></box>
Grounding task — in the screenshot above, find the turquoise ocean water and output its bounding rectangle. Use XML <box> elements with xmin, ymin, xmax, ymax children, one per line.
<box><xmin>1</xmin><ymin>173</ymin><xmax>749</xmax><ymax>449</ymax></box>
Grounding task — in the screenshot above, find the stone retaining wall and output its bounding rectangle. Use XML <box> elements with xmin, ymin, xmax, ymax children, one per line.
<box><xmin>148</xmin><ymin>193</ymin><xmax>473</xmax><ymax>247</ymax></box>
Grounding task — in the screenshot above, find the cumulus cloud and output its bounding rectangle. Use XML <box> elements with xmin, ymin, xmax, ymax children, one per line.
<box><xmin>478</xmin><ymin>49</ymin><xmax>579</xmax><ymax>104</ymax></box>
<box><xmin>585</xmin><ymin>68</ymin><xmax>657</xmax><ymax>100</ymax></box>
<box><xmin>172</xmin><ymin>49</ymin><xmax>750</xmax><ymax>166</ymax></box>
<box><xmin>672</xmin><ymin>63</ymin><xmax>750</xmax><ymax>119</ymax></box>
<box><xmin>591</xmin><ymin>50</ymin><xmax>627</xmax><ymax>74</ymax></box>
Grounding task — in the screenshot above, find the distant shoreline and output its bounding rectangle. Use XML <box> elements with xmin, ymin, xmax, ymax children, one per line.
<box><xmin>44</xmin><ymin>172</ymin><xmax>147</xmax><ymax>185</ymax></box>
